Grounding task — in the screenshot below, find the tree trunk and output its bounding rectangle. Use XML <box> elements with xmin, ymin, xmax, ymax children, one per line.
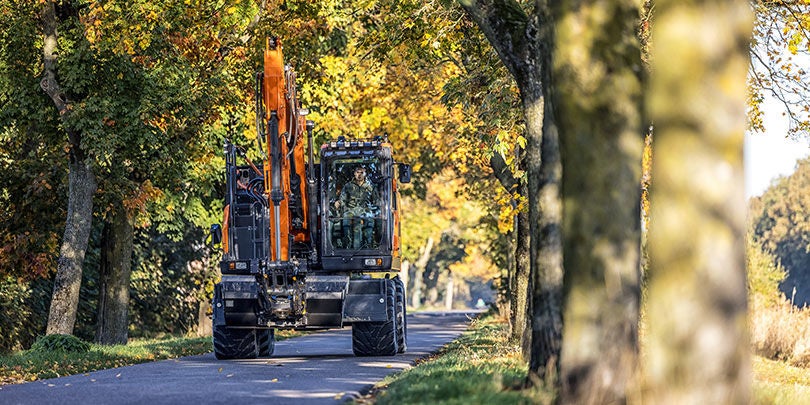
<box><xmin>95</xmin><ymin>208</ymin><xmax>134</xmax><ymax>345</ymax></box>
<box><xmin>196</xmin><ymin>300</ymin><xmax>212</xmax><ymax>337</ymax></box>
<box><xmin>426</xmin><ymin>271</ymin><xmax>440</xmax><ymax>306</ymax></box>
<box><xmin>445</xmin><ymin>272</ymin><xmax>454</xmax><ymax>310</ymax></box>
<box><xmin>46</xmin><ymin>160</ymin><xmax>97</xmax><ymax>335</ymax></box>
<box><xmin>400</xmin><ymin>260</ymin><xmax>410</xmax><ymax>300</ymax></box>
<box><xmin>410</xmin><ymin>266</ymin><xmax>423</xmax><ymax>308</ymax></box>
<box><xmin>526</xmin><ymin>7</ymin><xmax>565</xmax><ymax>388</ymax></box>
<box><xmin>411</xmin><ymin>237</ymin><xmax>433</xmax><ymax>307</ymax></box>
<box><xmin>504</xmin><ymin>226</ymin><xmax>515</xmax><ymax>333</ymax></box>
<box><xmin>458</xmin><ymin>0</ymin><xmax>565</xmax><ymax>388</ymax></box>
<box><xmin>41</xmin><ymin>0</ymin><xmax>97</xmax><ymax>336</ymax></box>
<box><xmin>645</xmin><ymin>1</ymin><xmax>752</xmax><ymax>403</ymax></box>
<box><xmin>489</xmin><ymin>152</ymin><xmax>521</xmax><ymax>337</ymax></box>
<box><xmin>514</xmin><ymin>186</ymin><xmax>532</xmax><ymax>361</ymax></box>
<box><xmin>552</xmin><ymin>2</ymin><xmax>644</xmax><ymax>403</ymax></box>
<box><xmin>526</xmin><ymin>84</ymin><xmax>564</xmax><ymax>386</ymax></box>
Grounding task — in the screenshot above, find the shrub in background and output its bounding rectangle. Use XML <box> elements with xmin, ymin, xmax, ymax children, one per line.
<box><xmin>747</xmin><ymin>235</ymin><xmax>810</xmax><ymax>367</ymax></box>
<box><xmin>30</xmin><ymin>334</ymin><xmax>90</xmax><ymax>353</ymax></box>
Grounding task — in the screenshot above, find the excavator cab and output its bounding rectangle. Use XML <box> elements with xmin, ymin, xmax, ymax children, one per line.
<box><xmin>319</xmin><ymin>137</ymin><xmax>403</xmax><ymax>272</ymax></box>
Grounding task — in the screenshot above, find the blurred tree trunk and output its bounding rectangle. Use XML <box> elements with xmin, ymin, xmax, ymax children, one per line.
<box><xmin>445</xmin><ymin>272</ymin><xmax>454</xmax><ymax>309</ymax></box>
<box><xmin>95</xmin><ymin>208</ymin><xmax>133</xmax><ymax>345</ymax></box>
<box><xmin>645</xmin><ymin>1</ymin><xmax>752</xmax><ymax>402</ymax></box>
<box><xmin>551</xmin><ymin>1</ymin><xmax>644</xmax><ymax>402</ymax></box>
<box><xmin>399</xmin><ymin>260</ymin><xmax>410</xmax><ymax>299</ymax></box>
<box><xmin>411</xmin><ymin>237</ymin><xmax>433</xmax><ymax>307</ymax></box>
<box><xmin>426</xmin><ymin>266</ymin><xmax>440</xmax><ymax>305</ymax></box>
<box><xmin>41</xmin><ymin>0</ymin><xmax>97</xmax><ymax>336</ymax></box>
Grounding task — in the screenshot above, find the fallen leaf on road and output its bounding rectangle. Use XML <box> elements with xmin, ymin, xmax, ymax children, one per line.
<box><xmin>218</xmin><ymin>367</ymin><xmax>223</xmax><ymax>373</ymax></box>
<box><xmin>271</xmin><ymin>378</ymin><xmax>278</xmax><ymax>383</ymax></box>
<box><xmin>386</xmin><ymin>364</ymin><xmax>392</xmax><ymax>368</ymax></box>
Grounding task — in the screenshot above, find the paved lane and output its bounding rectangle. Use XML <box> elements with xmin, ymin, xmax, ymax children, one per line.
<box><xmin>0</xmin><ymin>311</ymin><xmax>478</xmax><ymax>405</ymax></box>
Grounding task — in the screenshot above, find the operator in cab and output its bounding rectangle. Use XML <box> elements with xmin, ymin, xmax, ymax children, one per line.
<box><xmin>334</xmin><ymin>165</ymin><xmax>379</xmax><ymax>249</ymax></box>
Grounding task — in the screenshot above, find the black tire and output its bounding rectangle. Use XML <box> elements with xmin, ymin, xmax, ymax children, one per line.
<box><xmin>213</xmin><ymin>325</ymin><xmax>259</xmax><ymax>360</ymax></box>
<box><xmin>257</xmin><ymin>328</ymin><xmax>275</xmax><ymax>357</ymax></box>
<box><xmin>352</xmin><ymin>279</ymin><xmax>398</xmax><ymax>356</ymax></box>
<box><xmin>394</xmin><ymin>278</ymin><xmax>407</xmax><ymax>353</ymax></box>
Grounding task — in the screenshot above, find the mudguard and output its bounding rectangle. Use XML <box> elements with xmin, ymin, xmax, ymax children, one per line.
<box><xmin>343</xmin><ymin>279</ymin><xmax>389</xmax><ymax>323</ymax></box>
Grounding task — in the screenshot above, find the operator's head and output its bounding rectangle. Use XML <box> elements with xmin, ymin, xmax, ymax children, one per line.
<box><xmin>353</xmin><ymin>166</ymin><xmax>366</xmax><ymax>182</ymax></box>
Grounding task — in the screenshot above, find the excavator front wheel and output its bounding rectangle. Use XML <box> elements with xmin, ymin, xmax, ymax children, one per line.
<box><xmin>351</xmin><ymin>278</ymin><xmax>399</xmax><ymax>356</ymax></box>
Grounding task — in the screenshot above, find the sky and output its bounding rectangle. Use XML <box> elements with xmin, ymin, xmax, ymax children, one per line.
<box><xmin>744</xmin><ymin>97</ymin><xmax>810</xmax><ymax>198</ymax></box>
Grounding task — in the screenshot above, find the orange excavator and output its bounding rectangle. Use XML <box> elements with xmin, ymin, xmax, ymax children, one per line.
<box><xmin>210</xmin><ymin>38</ymin><xmax>411</xmax><ymax>358</ymax></box>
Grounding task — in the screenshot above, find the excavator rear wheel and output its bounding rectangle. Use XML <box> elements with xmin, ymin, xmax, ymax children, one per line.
<box><xmin>258</xmin><ymin>328</ymin><xmax>275</xmax><ymax>357</ymax></box>
<box><xmin>352</xmin><ymin>279</ymin><xmax>398</xmax><ymax>356</ymax></box>
<box><xmin>213</xmin><ymin>325</ymin><xmax>259</xmax><ymax>360</ymax></box>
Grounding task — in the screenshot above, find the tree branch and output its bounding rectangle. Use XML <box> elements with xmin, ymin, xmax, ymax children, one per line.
<box><xmin>40</xmin><ymin>0</ymin><xmax>83</xmax><ymax>161</ymax></box>
<box><xmin>490</xmin><ymin>150</ymin><xmax>518</xmax><ymax>192</ymax></box>
<box><xmin>457</xmin><ymin>0</ymin><xmax>531</xmax><ymax>86</ymax></box>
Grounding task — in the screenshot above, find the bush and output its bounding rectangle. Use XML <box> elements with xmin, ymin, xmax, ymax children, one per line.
<box><xmin>748</xmin><ymin>235</ymin><xmax>810</xmax><ymax>367</ymax></box>
<box><xmin>0</xmin><ymin>277</ymin><xmax>51</xmax><ymax>353</ymax></box>
<box><xmin>747</xmin><ymin>236</ymin><xmax>787</xmax><ymax>307</ymax></box>
<box><xmin>30</xmin><ymin>334</ymin><xmax>91</xmax><ymax>353</ymax></box>
<box><xmin>750</xmin><ymin>302</ymin><xmax>810</xmax><ymax>367</ymax></box>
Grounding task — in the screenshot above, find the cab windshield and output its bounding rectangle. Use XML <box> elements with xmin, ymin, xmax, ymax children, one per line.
<box><xmin>326</xmin><ymin>157</ymin><xmax>385</xmax><ymax>251</ymax></box>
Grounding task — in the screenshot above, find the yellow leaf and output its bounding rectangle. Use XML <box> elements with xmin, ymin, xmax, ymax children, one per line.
<box><xmin>788</xmin><ymin>43</ymin><xmax>798</xmax><ymax>55</ymax></box>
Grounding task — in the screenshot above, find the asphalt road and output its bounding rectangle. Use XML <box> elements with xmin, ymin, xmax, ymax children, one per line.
<box><xmin>0</xmin><ymin>311</ymin><xmax>478</xmax><ymax>405</ymax></box>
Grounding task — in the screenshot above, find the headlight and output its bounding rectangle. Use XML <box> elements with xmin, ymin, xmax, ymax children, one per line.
<box><xmin>364</xmin><ymin>258</ymin><xmax>383</xmax><ymax>266</ymax></box>
<box><xmin>235</xmin><ymin>261</ymin><xmax>248</xmax><ymax>270</ymax></box>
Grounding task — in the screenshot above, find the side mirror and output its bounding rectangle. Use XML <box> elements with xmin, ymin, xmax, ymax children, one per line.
<box><xmin>210</xmin><ymin>224</ymin><xmax>222</xmax><ymax>246</ymax></box>
<box><xmin>398</xmin><ymin>163</ymin><xmax>411</xmax><ymax>184</ymax></box>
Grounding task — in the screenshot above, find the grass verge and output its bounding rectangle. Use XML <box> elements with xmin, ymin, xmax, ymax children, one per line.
<box><xmin>753</xmin><ymin>355</ymin><xmax>810</xmax><ymax>404</ymax></box>
<box><xmin>364</xmin><ymin>315</ymin><xmax>810</xmax><ymax>405</ymax></box>
<box><xmin>363</xmin><ymin>314</ymin><xmax>554</xmax><ymax>405</ymax></box>
<box><xmin>0</xmin><ymin>330</ymin><xmax>300</xmax><ymax>386</ymax></box>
